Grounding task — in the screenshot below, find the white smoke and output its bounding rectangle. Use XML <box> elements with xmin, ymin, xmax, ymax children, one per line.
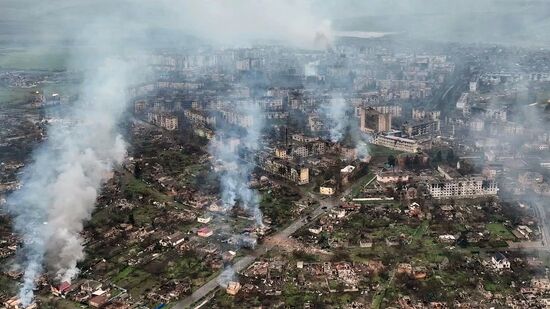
<box><xmin>320</xmin><ymin>94</ymin><xmax>371</xmax><ymax>160</ymax></box>
<box><xmin>210</xmin><ymin>102</ymin><xmax>264</xmax><ymax>226</ymax></box>
<box><xmin>5</xmin><ymin>1</ymin><xmax>331</xmax><ymax>305</ymax></box>
<box><xmin>217</xmin><ymin>266</ymin><xmax>236</xmax><ymax>288</ymax></box>
<box><xmin>2</xmin><ymin>0</ymin><xmax>334</xmax><ymax>51</ymax></box>
<box><xmin>158</xmin><ymin>0</ymin><xmax>333</xmax><ymax>48</ymax></box>
<box><xmin>208</xmin><ymin>101</ymin><xmax>264</xmax><ymax>294</ymax></box>
<box><xmin>355</xmin><ymin>134</ymin><xmax>372</xmax><ymax>161</ymax></box>
<box><xmin>322</xmin><ymin>94</ymin><xmax>350</xmax><ymax>143</ymax></box>
<box><xmin>8</xmin><ymin>58</ymin><xmax>133</xmax><ymax>305</ymax></box>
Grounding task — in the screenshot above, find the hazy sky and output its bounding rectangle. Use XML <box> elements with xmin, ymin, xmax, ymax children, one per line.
<box><xmin>1</xmin><ymin>0</ymin><xmax>550</xmax><ymax>46</ymax></box>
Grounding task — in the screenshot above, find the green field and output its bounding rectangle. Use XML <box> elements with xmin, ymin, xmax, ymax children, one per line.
<box><xmin>350</xmin><ymin>171</ymin><xmax>375</xmax><ymax>197</ymax></box>
<box><xmin>0</xmin><ymin>47</ymin><xmax>77</xmax><ymax>106</ymax></box>
<box><xmin>0</xmin><ymin>86</ymin><xmax>34</xmax><ymax>106</ymax></box>
<box><xmin>112</xmin><ymin>266</ymin><xmax>158</xmax><ymax>297</ymax></box>
<box><xmin>368</xmin><ymin>144</ymin><xmax>404</xmax><ymax>158</ymax></box>
<box><xmin>486</xmin><ymin>222</ymin><xmax>515</xmax><ymax>241</ymax></box>
<box><xmin>0</xmin><ymin>48</ymin><xmax>68</xmax><ymax>71</ymax></box>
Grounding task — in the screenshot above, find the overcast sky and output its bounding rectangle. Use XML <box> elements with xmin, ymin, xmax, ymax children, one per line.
<box><xmin>1</xmin><ymin>0</ymin><xmax>550</xmax><ymax>46</ymax></box>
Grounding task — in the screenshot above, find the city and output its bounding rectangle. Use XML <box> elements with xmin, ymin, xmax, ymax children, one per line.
<box><xmin>1</xmin><ymin>1</ymin><xmax>550</xmax><ymax>309</ymax></box>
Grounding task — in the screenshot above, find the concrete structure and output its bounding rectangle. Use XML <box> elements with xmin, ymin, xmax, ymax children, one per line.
<box><xmin>491</xmin><ymin>252</ymin><xmax>510</xmax><ymax>270</ymax></box>
<box><xmin>165</xmin><ymin>231</ymin><xmax>186</xmax><ymax>246</ymax></box>
<box><xmin>292</xmin><ymin>134</ymin><xmax>319</xmax><ymax>143</ymax></box>
<box><xmin>292</xmin><ymin>145</ymin><xmax>309</xmax><ymax>158</ymax></box>
<box><xmin>226</xmin><ymin>282</ymin><xmax>241</xmax><ymax>295</ymax></box>
<box><xmin>276</xmin><ymin>140</ymin><xmax>326</xmax><ymax>161</ymax></box>
<box><xmin>428</xmin><ymin>176</ymin><xmax>498</xmax><ymax>199</ymax></box>
<box><xmin>376</xmin><ymin>171</ymin><xmax>410</xmax><ymax>184</ymax></box>
<box><xmin>402</xmin><ymin>120</ymin><xmax>440</xmax><ymax>138</ymax></box>
<box><xmin>197</xmin><ymin>215</ymin><xmax>212</xmax><ymax>224</ymax></box>
<box><xmin>134</xmin><ymin>100</ymin><xmax>147</xmax><ymax>114</ymax></box>
<box><xmin>340</xmin><ymin>165</ymin><xmax>355</xmax><ymax>174</ymax></box>
<box><xmin>412</xmin><ymin>109</ymin><xmax>440</xmax><ymax>121</ymax></box>
<box><xmin>3</xmin><ymin>297</ymin><xmax>37</xmax><ymax>309</ymax></box>
<box><xmin>184</xmin><ymin>109</ymin><xmax>216</xmax><ymax>126</ymax></box>
<box><xmin>320</xmin><ymin>186</ymin><xmax>335</xmax><ymax>195</ymax></box>
<box><xmin>320</xmin><ymin>180</ymin><xmax>336</xmax><ymax>196</ymax></box>
<box><xmin>308</xmin><ymin>115</ymin><xmax>323</xmax><ymax>132</ymax></box>
<box><xmin>469</xmin><ymin>81</ymin><xmax>478</xmax><ymax>92</ymax></box>
<box><xmin>456</xmin><ymin>92</ymin><xmax>469</xmax><ymax>110</ymax></box>
<box><xmin>532</xmin><ymin>278</ymin><xmax>550</xmax><ymax>291</ymax></box>
<box><xmin>360</xmin><ymin>107</ymin><xmax>391</xmax><ymax>133</ymax></box>
<box><xmin>89</xmin><ymin>295</ymin><xmax>109</xmax><ymax>308</ymax></box>
<box><xmin>197</xmin><ymin>227</ymin><xmax>213</xmax><ymax>238</ymax></box>
<box><xmin>275</xmin><ymin>147</ymin><xmax>291</xmax><ymax>160</ymax></box>
<box><xmin>371</xmin><ymin>105</ymin><xmax>402</xmax><ymax>117</ymax></box>
<box><xmin>220</xmin><ymin>110</ymin><xmax>254</xmax><ymax>128</ymax></box>
<box><xmin>147</xmin><ymin>112</ymin><xmax>178</xmax><ymax>131</ymax></box>
<box><xmin>258</xmin><ymin>154</ymin><xmax>310</xmax><ymax>185</ymax></box>
<box><xmin>372</xmin><ymin>134</ymin><xmax>421</xmax><ymax>153</ymax></box>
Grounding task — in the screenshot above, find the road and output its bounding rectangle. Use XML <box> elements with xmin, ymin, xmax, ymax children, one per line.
<box><xmin>507</xmin><ymin>198</ymin><xmax>550</xmax><ymax>252</ymax></box>
<box><xmin>372</xmin><ymin>270</ymin><xmax>396</xmax><ymax>309</ymax></box>
<box><xmin>135</xmin><ymin>113</ymin><xmax>355</xmax><ymax>307</ymax></box>
<box><xmin>175</xmin><ymin>188</ymin><xmax>352</xmax><ymax>308</ymax></box>
<box><xmin>534</xmin><ymin>199</ymin><xmax>550</xmax><ymax>248</ymax></box>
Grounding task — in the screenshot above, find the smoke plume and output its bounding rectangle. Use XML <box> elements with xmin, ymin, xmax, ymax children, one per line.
<box><xmin>217</xmin><ymin>266</ymin><xmax>236</xmax><ymax>288</ymax></box>
<box><xmin>207</xmin><ymin>100</ymin><xmax>265</xmax><ymax>291</ymax></box>
<box><xmin>323</xmin><ymin>94</ymin><xmax>350</xmax><ymax>143</ymax></box>
<box><xmin>320</xmin><ymin>94</ymin><xmax>371</xmax><ymax>160</ymax></box>
<box><xmin>3</xmin><ymin>0</ymin><xmax>332</xmax><ymax>305</ymax></box>
<box><xmin>210</xmin><ymin>101</ymin><xmax>264</xmax><ymax>226</ymax></box>
<box><xmin>354</xmin><ymin>134</ymin><xmax>371</xmax><ymax>161</ymax></box>
<box><xmin>8</xmin><ymin>58</ymin><xmax>133</xmax><ymax>305</ymax></box>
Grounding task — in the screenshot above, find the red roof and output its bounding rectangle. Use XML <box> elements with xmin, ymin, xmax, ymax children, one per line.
<box><xmin>198</xmin><ymin>227</ymin><xmax>211</xmax><ymax>233</ymax></box>
<box><xmin>89</xmin><ymin>295</ymin><xmax>108</xmax><ymax>307</ymax></box>
<box><xmin>59</xmin><ymin>281</ymin><xmax>71</xmax><ymax>291</ymax></box>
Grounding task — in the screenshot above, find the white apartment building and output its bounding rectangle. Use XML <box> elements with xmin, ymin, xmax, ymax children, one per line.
<box><xmin>372</xmin><ymin>105</ymin><xmax>403</xmax><ymax>117</ymax></box>
<box><xmin>372</xmin><ymin>134</ymin><xmax>421</xmax><ymax>153</ymax></box>
<box><xmin>428</xmin><ymin>176</ymin><xmax>499</xmax><ymax>199</ymax></box>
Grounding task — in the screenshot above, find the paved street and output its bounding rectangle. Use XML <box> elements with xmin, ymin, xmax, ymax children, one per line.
<box><xmin>174</xmin><ymin>190</ymin><xmax>347</xmax><ymax>308</ymax></box>
<box><xmin>508</xmin><ymin>198</ymin><xmax>550</xmax><ymax>252</ymax></box>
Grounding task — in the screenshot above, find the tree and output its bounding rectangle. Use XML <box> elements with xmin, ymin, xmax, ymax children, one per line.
<box><xmin>446</xmin><ymin>149</ymin><xmax>456</xmax><ymax>164</ymax></box>
<box><xmin>387</xmin><ymin>155</ymin><xmax>396</xmax><ymax>167</ymax></box>
<box><xmin>133</xmin><ymin>162</ymin><xmax>142</xmax><ymax>178</ymax></box>
<box><xmin>404</xmin><ymin>156</ymin><xmax>413</xmax><ymax>168</ymax></box>
<box><xmin>413</xmin><ymin>155</ymin><xmax>421</xmax><ymax>167</ymax></box>
<box><xmin>331</xmin><ymin>248</ymin><xmax>350</xmax><ymax>262</ymax></box>
<box><xmin>434</xmin><ymin>150</ymin><xmax>443</xmax><ymax>163</ymax></box>
<box><xmin>458</xmin><ymin>160</ymin><xmax>475</xmax><ymax>175</ymax></box>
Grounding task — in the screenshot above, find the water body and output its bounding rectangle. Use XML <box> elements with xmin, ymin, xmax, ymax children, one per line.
<box><xmin>334</xmin><ymin>31</ymin><xmax>395</xmax><ymax>39</ymax></box>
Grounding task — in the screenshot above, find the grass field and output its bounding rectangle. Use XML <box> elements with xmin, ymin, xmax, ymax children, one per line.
<box><xmin>123</xmin><ymin>174</ymin><xmax>171</xmax><ymax>203</ymax></box>
<box><xmin>112</xmin><ymin>266</ymin><xmax>158</xmax><ymax>297</ymax></box>
<box><xmin>350</xmin><ymin>171</ymin><xmax>375</xmax><ymax>197</ymax></box>
<box><xmin>0</xmin><ymin>274</ymin><xmax>16</xmax><ymax>296</ymax></box>
<box><xmin>487</xmin><ymin>222</ymin><xmax>515</xmax><ymax>241</ymax></box>
<box><xmin>37</xmin><ymin>296</ymin><xmax>83</xmax><ymax>309</ymax></box>
<box><xmin>0</xmin><ymin>86</ymin><xmax>34</xmax><ymax>106</ymax></box>
<box><xmin>112</xmin><ymin>266</ymin><xmax>136</xmax><ymax>283</ymax></box>
<box><xmin>368</xmin><ymin>144</ymin><xmax>404</xmax><ymax>158</ymax></box>
<box><xmin>0</xmin><ymin>48</ymin><xmax>68</xmax><ymax>71</ymax></box>
<box><xmin>0</xmin><ymin>47</ymin><xmax>76</xmax><ymax>106</ymax></box>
